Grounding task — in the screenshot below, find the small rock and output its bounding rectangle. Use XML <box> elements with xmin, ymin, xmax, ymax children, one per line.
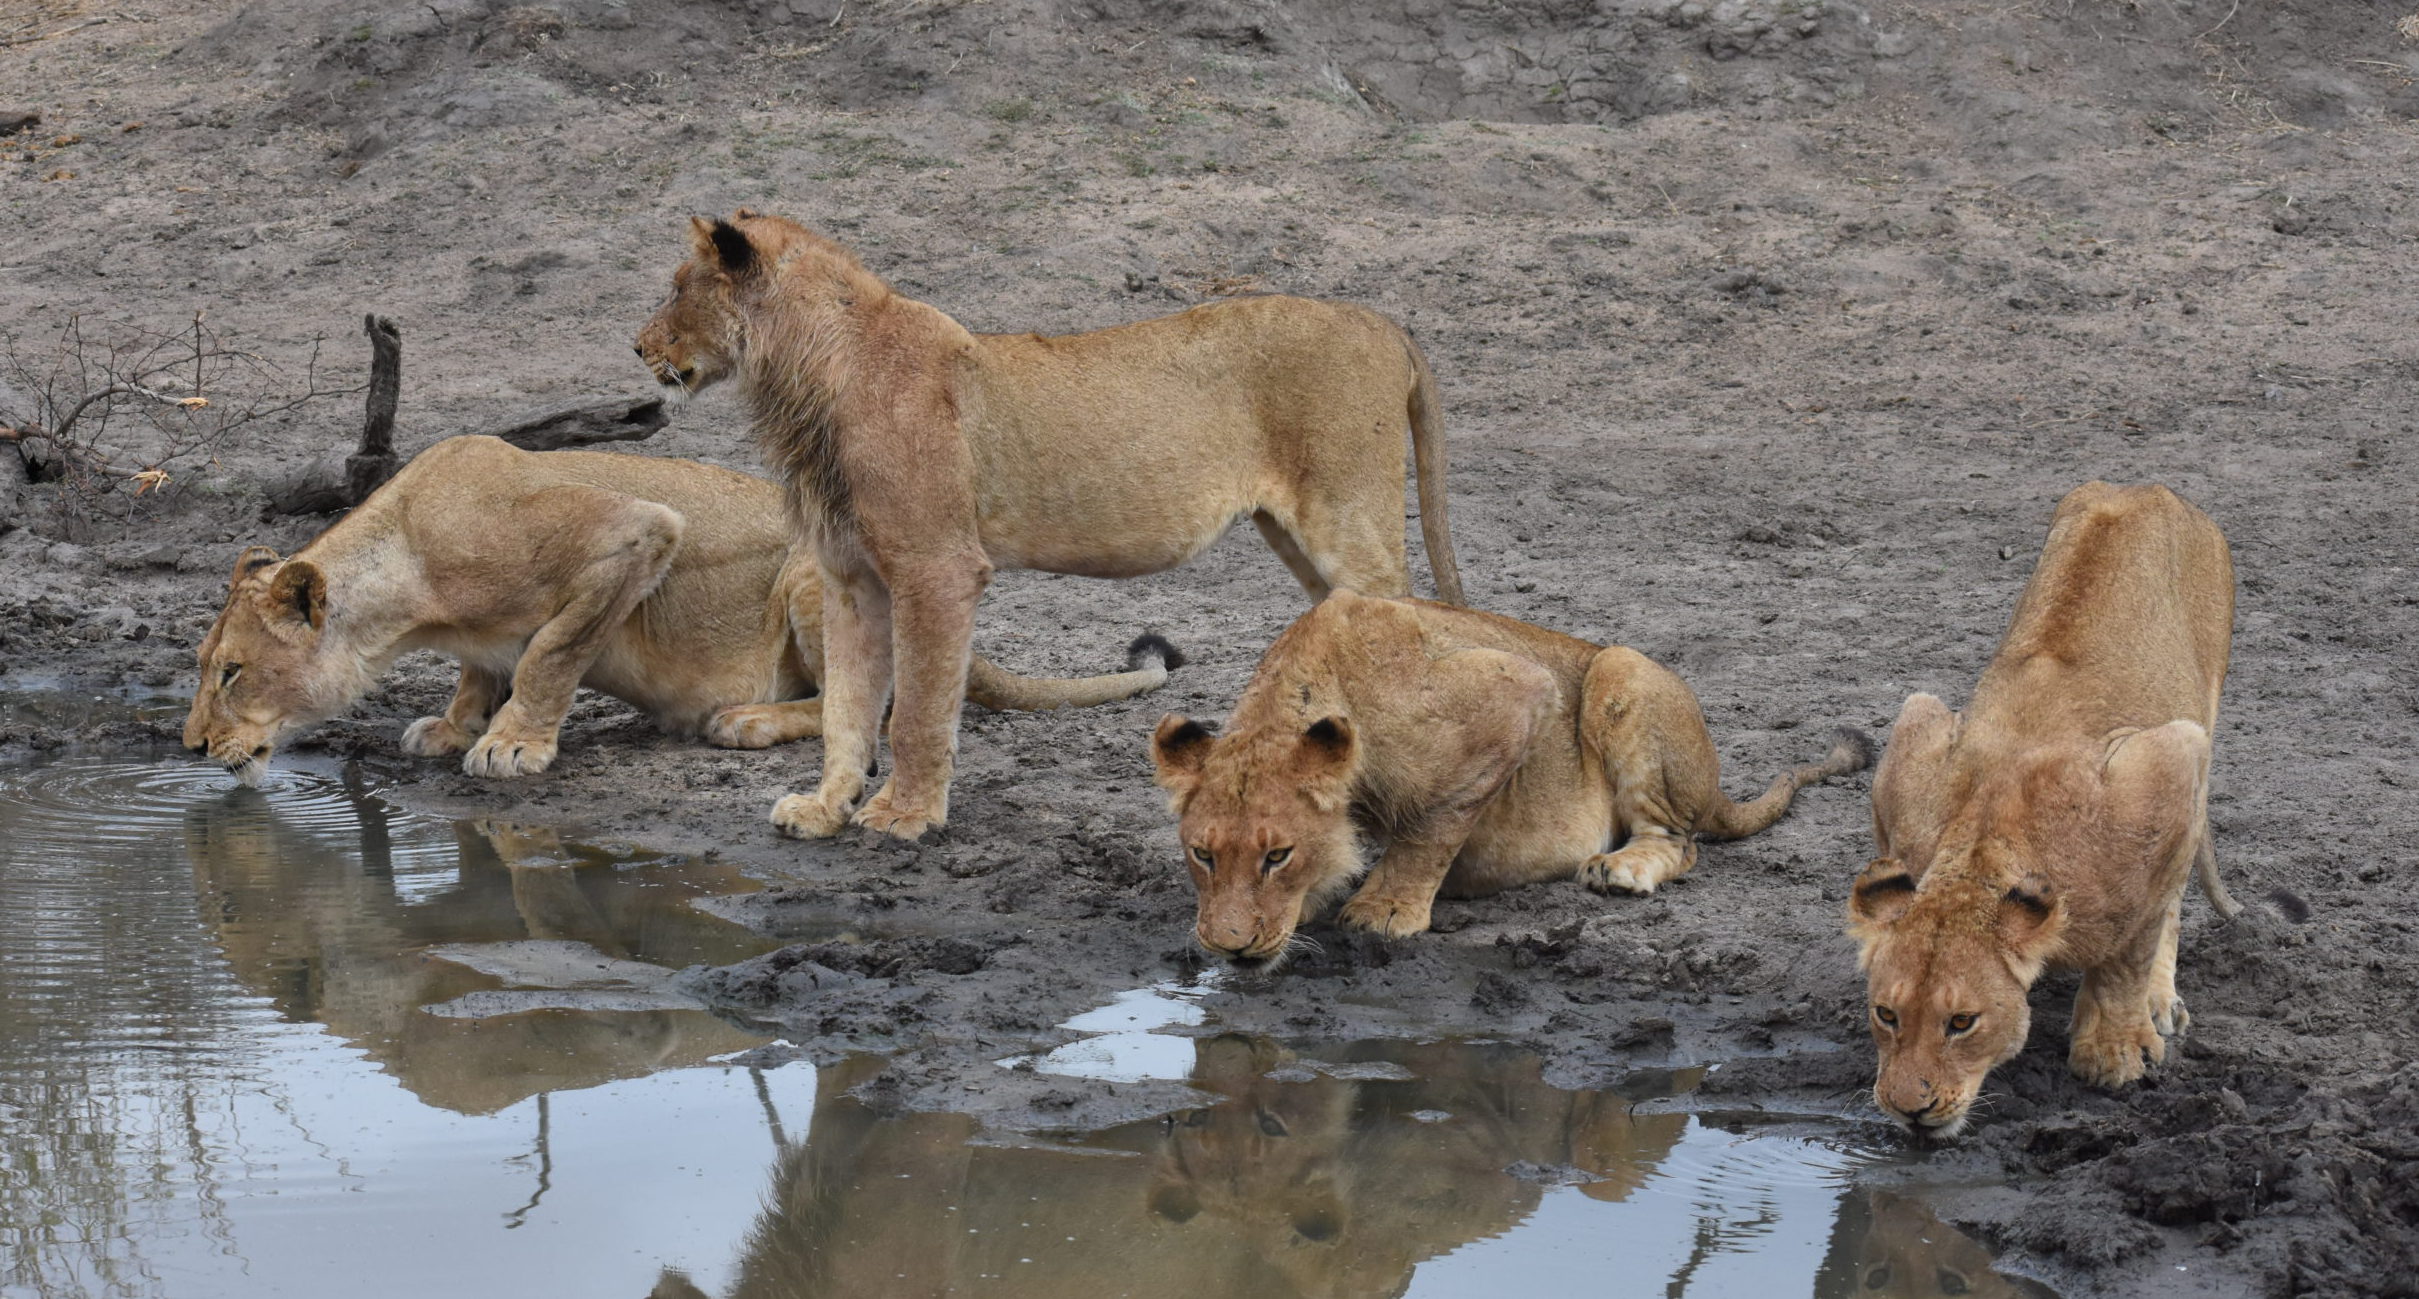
<box><xmin>44</xmin><ymin>541</ymin><xmax>90</xmax><ymax>568</ymax></box>
<box><xmin>0</xmin><ymin>108</ymin><xmax>39</xmax><ymax>136</ymax></box>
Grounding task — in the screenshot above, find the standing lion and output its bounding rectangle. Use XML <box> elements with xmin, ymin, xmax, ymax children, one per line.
<box><xmin>635</xmin><ymin>210</ymin><xmax>1463</xmax><ymax>841</ymax></box>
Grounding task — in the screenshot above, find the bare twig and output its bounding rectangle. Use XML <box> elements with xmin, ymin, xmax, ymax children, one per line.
<box><xmin>0</xmin><ymin>312</ymin><xmax>365</xmax><ymax>522</ymax></box>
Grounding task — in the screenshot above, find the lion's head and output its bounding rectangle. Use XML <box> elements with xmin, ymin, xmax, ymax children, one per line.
<box><xmin>1846</xmin><ymin>850</ymin><xmax>2065</xmax><ymax>1138</ymax></box>
<box><xmin>1149</xmin><ymin>713</ymin><xmax>1364</xmax><ymax>967</ymax></box>
<box><xmin>632</xmin><ymin>213</ymin><xmax>765</xmax><ymax>406</ymax></box>
<box><xmin>1146</xmin><ymin>1036</ymin><xmax>1354</xmax><ymax>1249</ymax></box>
<box><xmin>183</xmin><ymin>547</ymin><xmax>350</xmax><ymax>786</ymax></box>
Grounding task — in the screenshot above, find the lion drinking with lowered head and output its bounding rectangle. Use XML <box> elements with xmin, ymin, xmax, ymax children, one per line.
<box><xmin>183</xmin><ymin>435</ymin><xmax>1175</xmax><ymax>785</ymax></box>
<box><xmin>1847</xmin><ymin>482</ymin><xmax>2239</xmax><ymax>1137</ymax></box>
<box><xmin>1149</xmin><ymin>591</ymin><xmax>1871</xmax><ymax>965</ymax></box>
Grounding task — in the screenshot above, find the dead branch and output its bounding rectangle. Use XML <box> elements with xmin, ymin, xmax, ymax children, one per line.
<box><xmin>493</xmin><ymin>395</ymin><xmax>668</xmax><ymax>451</ymax></box>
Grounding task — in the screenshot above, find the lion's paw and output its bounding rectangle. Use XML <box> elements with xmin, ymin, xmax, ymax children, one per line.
<box><xmin>2153</xmin><ymin>994</ymin><xmax>2190</xmax><ymax>1038</ymax></box>
<box><xmin>402</xmin><ymin>716</ymin><xmax>478</xmax><ymax>757</ymax></box>
<box><xmin>2068</xmin><ymin>1028</ymin><xmax>2155</xmax><ymax>1089</ymax></box>
<box><xmin>707</xmin><ymin>705</ymin><xmax>788</xmax><ymax>749</ymax></box>
<box><xmin>771</xmin><ymin>792</ymin><xmax>852</xmax><ymax>840</ymax></box>
<box><xmin>1580</xmin><ymin>853</ymin><xmax>1656</xmax><ymax>896</ymax></box>
<box><xmin>853</xmin><ymin>788</ymin><xmax>943</xmax><ymax>842</ymax></box>
<box><xmin>1337</xmin><ymin>891</ymin><xmax>1433</xmax><ymax>939</ymax></box>
<box><xmin>462</xmin><ymin>732</ymin><xmax>557</xmax><ymax>779</ymax></box>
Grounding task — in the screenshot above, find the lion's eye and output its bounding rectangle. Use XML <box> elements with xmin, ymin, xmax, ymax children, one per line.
<box><xmin>1262</xmin><ymin>847</ymin><xmax>1292</xmax><ymax>872</ymax></box>
<box><xmin>1946</xmin><ymin>1013</ymin><xmax>1977</xmax><ymax>1035</ymax></box>
<box><xmin>1873</xmin><ymin>1005</ymin><xmax>1898</xmax><ymax>1029</ymax></box>
<box><xmin>219</xmin><ymin>664</ymin><xmax>241</xmax><ymax>687</ymax></box>
<box><xmin>1189</xmin><ymin>846</ymin><xmax>1214</xmax><ymax>869</ymax></box>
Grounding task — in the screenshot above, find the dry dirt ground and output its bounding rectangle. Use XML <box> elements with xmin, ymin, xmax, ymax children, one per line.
<box><xmin>5</xmin><ymin>0</ymin><xmax>2418</xmax><ymax>1294</ymax></box>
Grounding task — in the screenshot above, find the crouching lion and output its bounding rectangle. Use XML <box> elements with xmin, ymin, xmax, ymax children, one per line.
<box><xmin>1848</xmin><ymin>481</ymin><xmax>2239</xmax><ymax>1137</ymax></box>
<box><xmin>633</xmin><ymin>210</ymin><xmax>1463</xmax><ymax>843</ymax></box>
<box><xmin>183</xmin><ymin>435</ymin><xmax>1178</xmax><ymax>785</ymax></box>
<box><xmin>1148</xmin><ymin>591</ymin><xmax>1871</xmax><ymax>966</ymax></box>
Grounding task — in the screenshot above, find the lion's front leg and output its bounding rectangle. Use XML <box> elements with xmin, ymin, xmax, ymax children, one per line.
<box><xmin>773</xmin><ymin>562</ymin><xmax>891</xmax><ymax>839</ymax></box>
<box><xmin>2068</xmin><ymin>949</ymin><xmax>2165</xmax><ymax>1088</ymax></box>
<box><xmin>467</xmin><ymin>491</ymin><xmax>683</xmax><ymax>779</ymax></box>
<box><xmin>1338</xmin><ymin>840</ymin><xmax>1460</xmax><ymax>938</ymax></box>
<box><xmin>853</xmin><ymin>558</ymin><xmax>988</xmax><ymax>841</ymax></box>
<box><xmin>1337</xmin><ymin>647</ymin><xmax>1552</xmax><ymax>938</ymax></box>
<box><xmin>403</xmin><ymin>664</ymin><xmax>509</xmax><ymax>757</ymax></box>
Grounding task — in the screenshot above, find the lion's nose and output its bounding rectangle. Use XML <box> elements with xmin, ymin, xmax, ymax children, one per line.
<box><xmin>1197</xmin><ymin>927</ymin><xmax>1253</xmax><ymax>958</ymax></box>
<box><xmin>186</xmin><ymin>740</ymin><xmax>208</xmax><ymax>757</ymax></box>
<box><xmin>632</xmin><ymin>344</ymin><xmax>645</xmax><ymax>358</ymax></box>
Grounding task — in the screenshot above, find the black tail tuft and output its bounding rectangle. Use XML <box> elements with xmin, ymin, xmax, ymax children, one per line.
<box><xmin>1831</xmin><ymin>726</ymin><xmax>1878</xmax><ymax>773</ymax></box>
<box><xmin>1127</xmin><ymin>632</ymin><xmax>1187</xmax><ymax>672</ymax></box>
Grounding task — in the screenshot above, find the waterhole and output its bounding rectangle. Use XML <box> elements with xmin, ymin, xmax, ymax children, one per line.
<box><xmin>0</xmin><ymin>748</ymin><xmax>2053</xmax><ymax>1297</ymax></box>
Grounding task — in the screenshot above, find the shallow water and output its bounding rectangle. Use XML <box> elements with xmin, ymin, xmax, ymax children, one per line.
<box><xmin>0</xmin><ymin>749</ymin><xmax>2055</xmax><ymax>1299</ymax></box>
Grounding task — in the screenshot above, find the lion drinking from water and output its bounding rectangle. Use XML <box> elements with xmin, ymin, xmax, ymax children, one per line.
<box><xmin>1847</xmin><ymin>482</ymin><xmax>2239</xmax><ymax>1136</ymax></box>
<box><xmin>183</xmin><ymin>435</ymin><xmax>1175</xmax><ymax>784</ymax></box>
<box><xmin>1149</xmin><ymin>592</ymin><xmax>1870</xmax><ymax>964</ymax></box>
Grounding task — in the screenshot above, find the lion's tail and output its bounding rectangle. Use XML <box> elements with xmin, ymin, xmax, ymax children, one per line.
<box><xmin>965</xmin><ymin>633</ymin><xmax>1185</xmax><ymax>713</ymax></box>
<box><xmin>1702</xmin><ymin>726</ymin><xmax>1876</xmax><ymax>840</ymax></box>
<box><xmin>2195</xmin><ymin>837</ymin><xmax>2242</xmax><ymax>921</ymax></box>
<box><xmin>1403</xmin><ymin>333</ymin><xmax>1466</xmax><ymax>606</ymax></box>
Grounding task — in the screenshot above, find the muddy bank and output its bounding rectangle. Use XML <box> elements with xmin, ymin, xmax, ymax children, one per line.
<box><xmin>7</xmin><ymin>0</ymin><xmax>2419</xmax><ymax>1294</ymax></box>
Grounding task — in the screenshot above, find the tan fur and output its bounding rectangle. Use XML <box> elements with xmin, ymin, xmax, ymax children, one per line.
<box><xmin>634</xmin><ymin>210</ymin><xmax>1464</xmax><ymax>841</ymax></box>
<box><xmin>181</xmin><ymin>435</ymin><xmax>1176</xmax><ymax>784</ymax></box>
<box><xmin>1847</xmin><ymin>482</ymin><xmax>2236</xmax><ymax>1135</ymax></box>
<box><xmin>1148</xmin><ymin>592</ymin><xmax>1871</xmax><ymax>964</ymax></box>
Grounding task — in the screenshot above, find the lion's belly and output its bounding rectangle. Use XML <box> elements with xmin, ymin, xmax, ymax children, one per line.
<box><xmin>979</xmin><ymin>497</ymin><xmax>1256</xmax><ymax>578</ymax></box>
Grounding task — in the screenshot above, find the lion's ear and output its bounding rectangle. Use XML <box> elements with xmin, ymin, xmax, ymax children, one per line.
<box><xmin>265</xmin><ymin>558</ymin><xmax>326</xmax><ymax>632</ymax></box>
<box><xmin>1289</xmin><ymin>717</ymin><xmax>1357</xmax><ymax>809</ymax></box>
<box><xmin>1996</xmin><ymin>874</ymin><xmax>2066</xmax><ymax>978</ymax></box>
<box><xmin>1847</xmin><ymin>857</ymin><xmax>1917</xmax><ymax>935</ymax></box>
<box><xmin>1151</xmin><ymin>714</ymin><xmax>1213</xmax><ymax>787</ymax></box>
<box><xmin>229</xmin><ymin>545</ymin><xmax>280</xmax><ymax>588</ymax></box>
<box><xmin>690</xmin><ymin>214</ymin><xmax>756</xmax><ymax>277</ymax></box>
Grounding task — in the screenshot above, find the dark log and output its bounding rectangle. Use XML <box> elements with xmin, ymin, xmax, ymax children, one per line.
<box><xmin>492</xmin><ymin>395</ymin><xmax>669</xmax><ymax>451</ymax></box>
<box><xmin>342</xmin><ymin>313</ymin><xmax>402</xmax><ymax>504</ymax></box>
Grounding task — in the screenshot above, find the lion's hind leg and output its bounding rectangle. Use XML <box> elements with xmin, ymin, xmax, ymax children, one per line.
<box><xmin>1574</xmin><ymin>647</ymin><xmax>1717</xmax><ymax>897</ymax></box>
<box><xmin>403</xmin><ymin>663</ymin><xmax>509</xmax><ymax>757</ymax></box>
<box><xmin>708</xmin><ymin>698</ymin><xmax>824</xmax><ymax>749</ymax></box>
<box><xmin>2149</xmin><ymin>893</ymin><xmax>2188</xmax><ymax>1037</ymax></box>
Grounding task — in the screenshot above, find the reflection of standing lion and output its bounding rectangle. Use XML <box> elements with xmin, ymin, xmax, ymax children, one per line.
<box><xmin>634</xmin><ymin>210</ymin><xmax>1463</xmax><ymax>841</ymax></box>
<box><xmin>183</xmin><ymin>435</ymin><xmax>1176</xmax><ymax>784</ymax></box>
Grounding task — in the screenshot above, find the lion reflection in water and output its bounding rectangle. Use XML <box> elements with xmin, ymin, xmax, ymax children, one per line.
<box><xmin>1813</xmin><ymin>1190</ymin><xmax>2058</xmax><ymax>1299</ymax></box>
<box><xmin>651</xmin><ymin>1038</ymin><xmax>1684</xmax><ymax>1299</ymax></box>
<box><xmin>182</xmin><ymin>799</ymin><xmax>765</xmax><ymax>1114</ymax></box>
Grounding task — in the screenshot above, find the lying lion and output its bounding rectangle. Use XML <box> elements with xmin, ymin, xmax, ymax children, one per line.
<box><xmin>183</xmin><ymin>435</ymin><xmax>1177</xmax><ymax>785</ymax></box>
<box><xmin>1848</xmin><ymin>481</ymin><xmax>2239</xmax><ymax>1136</ymax></box>
<box><xmin>1148</xmin><ymin>591</ymin><xmax>1871</xmax><ymax>965</ymax></box>
<box><xmin>634</xmin><ymin>210</ymin><xmax>1463</xmax><ymax>842</ymax></box>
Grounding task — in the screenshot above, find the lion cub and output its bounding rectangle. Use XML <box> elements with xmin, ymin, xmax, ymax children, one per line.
<box><xmin>1150</xmin><ymin>591</ymin><xmax>1872</xmax><ymax>965</ymax></box>
<box><xmin>1848</xmin><ymin>482</ymin><xmax>2240</xmax><ymax>1136</ymax></box>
